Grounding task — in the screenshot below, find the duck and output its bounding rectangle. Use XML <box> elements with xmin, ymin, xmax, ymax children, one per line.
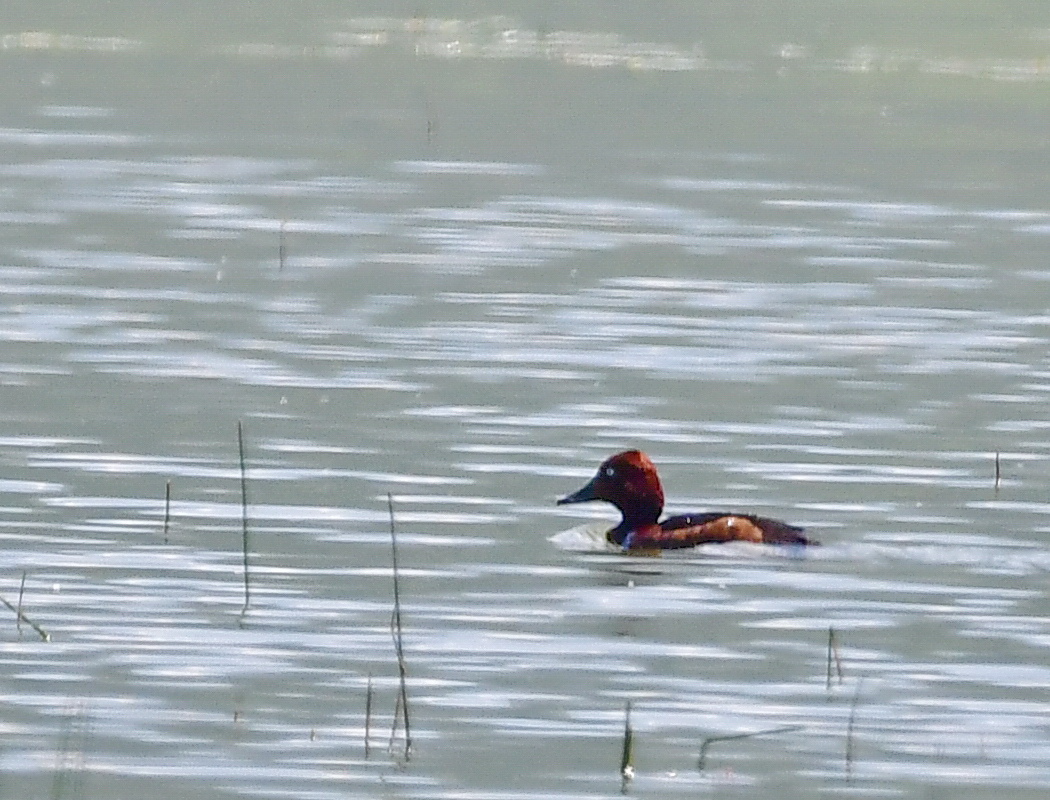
<box><xmin>557</xmin><ymin>450</ymin><xmax>814</xmax><ymax>551</ymax></box>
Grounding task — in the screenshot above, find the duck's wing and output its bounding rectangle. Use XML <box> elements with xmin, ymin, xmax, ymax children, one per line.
<box><xmin>646</xmin><ymin>513</ymin><xmax>814</xmax><ymax>547</ymax></box>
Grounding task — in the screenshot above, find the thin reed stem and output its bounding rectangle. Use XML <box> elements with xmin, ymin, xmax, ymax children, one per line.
<box><xmin>388</xmin><ymin>685</ymin><xmax>402</xmax><ymax>754</ymax></box>
<box><xmin>278</xmin><ymin>219</ymin><xmax>286</xmax><ymax>272</ymax></box>
<box><xmin>994</xmin><ymin>451</ymin><xmax>1001</xmax><ymax>494</ymax></box>
<box><xmin>846</xmin><ymin>677</ymin><xmax>865</xmax><ymax>781</ymax></box>
<box><xmin>388</xmin><ymin>493</ymin><xmax>411</xmax><ymax>759</ymax></box>
<box><xmin>424</xmin><ymin>93</ymin><xmax>436</xmax><ymax>145</ymax></box>
<box><xmin>238</xmin><ymin>420</ymin><xmax>250</xmax><ymax>616</ymax></box>
<box><xmin>826</xmin><ymin>626</ymin><xmax>844</xmax><ymax>691</ymax></box>
<box><xmin>697</xmin><ymin>724</ymin><xmax>804</xmax><ymax>771</ymax></box>
<box><xmin>364</xmin><ymin>673</ymin><xmax>373</xmax><ymax>759</ymax></box>
<box><xmin>0</xmin><ymin>590</ymin><xmax>49</xmax><ymax>641</ymax></box>
<box><xmin>619</xmin><ymin>700</ymin><xmax>634</xmax><ymax>791</ymax></box>
<box><xmin>51</xmin><ymin>702</ymin><xmax>89</xmax><ymax>800</ymax></box>
<box><xmin>17</xmin><ymin>571</ymin><xmax>26</xmax><ymax>637</ymax></box>
<box><xmin>163</xmin><ymin>479</ymin><xmax>171</xmax><ymax>544</ymax></box>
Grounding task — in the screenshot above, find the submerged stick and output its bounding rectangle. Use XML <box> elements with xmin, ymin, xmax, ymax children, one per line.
<box><xmin>697</xmin><ymin>725</ymin><xmax>804</xmax><ymax>771</ymax></box>
<box><xmin>388</xmin><ymin>493</ymin><xmax>411</xmax><ymax>759</ymax></box>
<box><xmin>0</xmin><ymin>590</ymin><xmax>49</xmax><ymax>641</ymax></box>
<box><xmin>238</xmin><ymin>420</ymin><xmax>250</xmax><ymax>615</ymax></box>
<box><xmin>994</xmin><ymin>451</ymin><xmax>1001</xmax><ymax>494</ymax></box>
<box><xmin>826</xmin><ymin>627</ymin><xmax>844</xmax><ymax>691</ymax></box>
<box><xmin>163</xmin><ymin>480</ymin><xmax>171</xmax><ymax>544</ymax></box>
<box><xmin>619</xmin><ymin>700</ymin><xmax>634</xmax><ymax>790</ymax></box>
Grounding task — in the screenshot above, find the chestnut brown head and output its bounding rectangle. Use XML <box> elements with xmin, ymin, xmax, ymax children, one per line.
<box><xmin>557</xmin><ymin>450</ymin><xmax>665</xmax><ymax>526</ymax></box>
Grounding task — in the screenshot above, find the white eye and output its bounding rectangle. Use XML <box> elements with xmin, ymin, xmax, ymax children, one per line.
<box><xmin>604</xmin><ymin>466</ymin><xmax>615</xmax><ymax>477</ymax></box>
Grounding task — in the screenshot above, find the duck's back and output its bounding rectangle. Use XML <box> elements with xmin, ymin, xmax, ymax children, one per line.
<box><xmin>660</xmin><ymin>512</ymin><xmax>814</xmax><ymax>547</ymax></box>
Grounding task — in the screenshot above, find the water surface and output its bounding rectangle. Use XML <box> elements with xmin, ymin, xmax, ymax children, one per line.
<box><xmin>0</xmin><ymin>4</ymin><xmax>1049</xmax><ymax>799</ymax></box>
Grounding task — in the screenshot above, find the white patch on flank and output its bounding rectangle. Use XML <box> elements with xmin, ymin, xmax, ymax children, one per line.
<box><xmin>548</xmin><ymin>521</ymin><xmax>619</xmax><ymax>552</ymax></box>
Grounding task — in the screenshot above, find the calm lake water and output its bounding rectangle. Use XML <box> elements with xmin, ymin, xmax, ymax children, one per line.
<box><xmin>1</xmin><ymin>4</ymin><xmax>1049</xmax><ymax>799</ymax></box>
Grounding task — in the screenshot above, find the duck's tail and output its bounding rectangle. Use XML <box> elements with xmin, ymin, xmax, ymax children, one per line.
<box><xmin>755</xmin><ymin>517</ymin><xmax>817</xmax><ymax>546</ymax></box>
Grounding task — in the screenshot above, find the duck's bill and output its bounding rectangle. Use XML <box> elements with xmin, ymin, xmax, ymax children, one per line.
<box><xmin>556</xmin><ymin>475</ymin><xmax>599</xmax><ymax>505</ymax></box>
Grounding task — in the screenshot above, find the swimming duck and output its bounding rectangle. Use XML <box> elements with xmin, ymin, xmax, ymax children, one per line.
<box><xmin>557</xmin><ymin>450</ymin><xmax>814</xmax><ymax>551</ymax></box>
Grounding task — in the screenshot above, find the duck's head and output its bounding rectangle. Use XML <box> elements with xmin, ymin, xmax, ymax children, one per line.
<box><xmin>557</xmin><ymin>450</ymin><xmax>665</xmax><ymax>526</ymax></box>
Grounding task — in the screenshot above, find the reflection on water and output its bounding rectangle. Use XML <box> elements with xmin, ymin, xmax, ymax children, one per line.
<box><xmin>5</xmin><ymin>14</ymin><xmax>1050</xmax><ymax>83</ymax></box>
<box><xmin>0</xmin><ymin>4</ymin><xmax>1049</xmax><ymax>799</ymax></box>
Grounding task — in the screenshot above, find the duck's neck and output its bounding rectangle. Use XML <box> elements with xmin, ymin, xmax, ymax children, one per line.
<box><xmin>607</xmin><ymin>504</ymin><xmax>662</xmax><ymax>545</ymax></box>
